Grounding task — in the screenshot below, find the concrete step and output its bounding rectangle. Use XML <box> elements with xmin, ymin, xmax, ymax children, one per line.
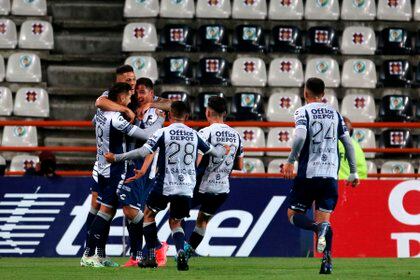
<box><xmin>54</xmin><ymin>32</ymin><xmax>122</xmax><ymax>55</ymax></box>
<box><xmin>49</xmin><ymin>96</ymin><xmax>97</xmax><ymax>121</ymax></box>
<box><xmin>44</xmin><ymin>136</ymin><xmax>95</xmax><ymax>147</ymax></box>
<box><xmin>50</xmin><ymin>2</ymin><xmax>123</xmax><ymax>22</ymax></box>
<box><xmin>47</xmin><ymin>65</ymin><xmax>114</xmax><ymax>88</ymax></box>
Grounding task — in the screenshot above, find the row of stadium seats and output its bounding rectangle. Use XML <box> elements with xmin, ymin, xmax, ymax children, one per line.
<box><xmin>122</xmin><ymin>24</ymin><xmax>420</xmax><ymax>55</ymax></box>
<box><xmin>124</xmin><ymin>56</ymin><xmax>420</xmax><ymax>88</ymax></box>
<box><xmin>0</xmin><ymin>19</ymin><xmax>54</xmax><ymax>50</ymax></box>
<box><xmin>122</xmin><ymin>0</ymin><xmax>420</xmax><ymax>21</ymax></box>
<box><xmin>0</xmin><ymin>53</ymin><xmax>42</xmax><ymax>82</ymax></box>
<box><xmin>0</xmin><ymin>87</ymin><xmax>49</xmax><ymax>117</ymax></box>
<box><xmin>0</xmin><ymin>0</ymin><xmax>47</xmax><ymax>16</ymax></box>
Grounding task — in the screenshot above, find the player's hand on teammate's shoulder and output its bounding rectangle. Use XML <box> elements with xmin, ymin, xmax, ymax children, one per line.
<box><xmin>104</xmin><ymin>152</ymin><xmax>116</xmax><ymax>163</ymax></box>
<box><xmin>124</xmin><ymin>168</ymin><xmax>145</xmax><ymax>183</ymax></box>
<box><xmin>282</xmin><ymin>163</ymin><xmax>295</xmax><ymax>180</ymax></box>
<box><xmin>346</xmin><ymin>173</ymin><xmax>360</xmax><ymax>188</ymax></box>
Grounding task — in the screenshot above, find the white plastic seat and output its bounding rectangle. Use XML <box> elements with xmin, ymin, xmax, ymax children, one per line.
<box><xmin>2</xmin><ymin>126</ymin><xmax>38</xmax><ymax>147</ymax></box>
<box><xmin>124</xmin><ymin>0</ymin><xmax>159</xmax><ymax>18</ymax></box>
<box><xmin>341</xmin><ymin>92</ymin><xmax>376</xmax><ymax>122</ymax></box>
<box><xmin>14</xmin><ymin>87</ymin><xmax>49</xmax><ymax>117</ymax></box>
<box><xmin>341</xmin><ymin>26</ymin><xmax>376</xmax><ymax>55</ymax></box>
<box><xmin>0</xmin><ymin>0</ymin><xmax>11</xmax><ymax>15</ymax></box>
<box><xmin>0</xmin><ymin>87</ymin><xmax>13</xmax><ymax>116</ymax></box>
<box><xmin>6</xmin><ymin>53</ymin><xmax>42</xmax><ymax>83</ymax></box>
<box><xmin>268</xmin><ymin>57</ymin><xmax>304</xmax><ymax>87</ymax></box>
<box><xmin>321</xmin><ymin>89</ymin><xmax>339</xmax><ymax>111</ymax></box>
<box><xmin>352</xmin><ymin>128</ymin><xmax>376</xmax><ymax>158</ymax></box>
<box><xmin>196</xmin><ymin>0</ymin><xmax>231</xmax><ymax>18</ymax></box>
<box><xmin>415</xmin><ymin>0</ymin><xmax>420</xmax><ymax>20</ymax></box>
<box><xmin>304</xmin><ymin>0</ymin><xmax>339</xmax><ymax>20</ymax></box>
<box><xmin>243</xmin><ymin>158</ymin><xmax>265</xmax><ymax>173</ymax></box>
<box><xmin>18</xmin><ymin>20</ymin><xmax>54</xmax><ymax>50</ymax></box>
<box><xmin>377</xmin><ymin>0</ymin><xmax>412</xmax><ymax>21</ymax></box>
<box><xmin>234</xmin><ymin>127</ymin><xmax>265</xmax><ymax>156</ymax></box>
<box><xmin>231</xmin><ymin>58</ymin><xmax>267</xmax><ymax>87</ymax></box>
<box><xmin>11</xmin><ymin>0</ymin><xmax>47</xmax><ymax>16</ymax></box>
<box><xmin>305</xmin><ymin>58</ymin><xmax>340</xmax><ymax>88</ymax></box>
<box><xmin>341</xmin><ymin>59</ymin><xmax>377</xmax><ymax>89</ymax></box>
<box><xmin>268</xmin><ymin>159</ymin><xmax>298</xmax><ymax>174</ymax></box>
<box><xmin>124</xmin><ymin>56</ymin><xmax>158</xmax><ymax>83</ymax></box>
<box><xmin>366</xmin><ymin>160</ymin><xmax>377</xmax><ymax>174</ymax></box>
<box><xmin>0</xmin><ymin>19</ymin><xmax>17</xmax><ymax>49</ymax></box>
<box><xmin>341</xmin><ymin>0</ymin><xmax>376</xmax><ymax>20</ymax></box>
<box><xmin>0</xmin><ymin>55</ymin><xmax>4</xmax><ymax>81</ymax></box>
<box><xmin>267</xmin><ymin>127</ymin><xmax>294</xmax><ymax>157</ymax></box>
<box><xmin>232</xmin><ymin>0</ymin><xmax>267</xmax><ymax>19</ymax></box>
<box><xmin>269</xmin><ymin>0</ymin><xmax>303</xmax><ymax>20</ymax></box>
<box><xmin>10</xmin><ymin>154</ymin><xmax>39</xmax><ymax>171</ymax></box>
<box><xmin>381</xmin><ymin>161</ymin><xmax>414</xmax><ymax>179</ymax></box>
<box><xmin>160</xmin><ymin>0</ymin><xmax>195</xmax><ymax>18</ymax></box>
<box><xmin>267</xmin><ymin>89</ymin><xmax>302</xmax><ymax>122</ymax></box>
<box><xmin>122</xmin><ymin>23</ymin><xmax>158</xmax><ymax>52</ymax></box>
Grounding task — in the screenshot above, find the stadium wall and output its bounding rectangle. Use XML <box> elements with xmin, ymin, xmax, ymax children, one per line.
<box><xmin>0</xmin><ymin>178</ymin><xmax>418</xmax><ymax>258</ymax></box>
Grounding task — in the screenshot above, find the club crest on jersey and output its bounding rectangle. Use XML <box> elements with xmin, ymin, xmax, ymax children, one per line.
<box><xmin>206</xmin><ymin>26</ymin><xmax>221</xmax><ymax>40</ymax></box>
<box><xmin>354</xmin><ymin>129</ymin><xmax>365</xmax><ymax>143</ymax></box>
<box><xmin>242</xmin><ymin>27</ymin><xmax>257</xmax><ymax>41</ymax></box>
<box><xmin>316</xmin><ymin>61</ymin><xmax>329</xmax><ymax>74</ymax></box>
<box><xmin>13</xmin><ymin>126</ymin><xmax>27</xmax><ymax>137</ymax></box>
<box><xmin>170</xmin><ymin>59</ymin><xmax>185</xmax><ymax>72</ymax></box>
<box><xmin>352</xmin><ymin>0</ymin><xmax>365</xmax><ymax>8</ymax></box>
<box><xmin>278</xmin><ymin>28</ymin><xmax>293</xmax><ymax>42</ymax></box>
<box><xmin>19</xmin><ymin>55</ymin><xmax>32</xmax><ymax>69</ymax></box>
<box><xmin>390</xmin><ymin>131</ymin><xmax>404</xmax><ymax>145</ymax></box>
<box><xmin>353</xmin><ymin>61</ymin><xmax>366</xmax><ymax>74</ymax></box>
<box><xmin>389</xmin><ymin>29</ymin><xmax>403</xmax><ymax>42</ymax></box>
<box><xmin>389</xmin><ymin>97</ymin><xmax>404</xmax><ymax>110</ymax></box>
<box><xmin>241</xmin><ymin>94</ymin><xmax>255</xmax><ymax>107</ymax></box>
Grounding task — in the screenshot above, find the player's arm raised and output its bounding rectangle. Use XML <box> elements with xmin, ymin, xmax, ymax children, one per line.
<box><xmin>338</xmin><ymin>114</ymin><xmax>359</xmax><ymax>187</ymax></box>
<box><xmin>149</xmin><ymin>97</ymin><xmax>172</xmax><ymax>111</ymax></box>
<box><xmin>96</xmin><ymin>95</ymin><xmax>136</xmax><ymax>123</ymax></box>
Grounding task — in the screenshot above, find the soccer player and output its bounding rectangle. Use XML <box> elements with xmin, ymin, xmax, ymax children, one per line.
<box><xmin>105</xmin><ymin>101</ymin><xmax>229</xmax><ymax>271</ymax></box>
<box><xmin>80</xmin><ymin>83</ymin><xmax>164</xmax><ymax>268</ymax></box>
<box><xmin>184</xmin><ymin>96</ymin><xmax>244</xmax><ymax>257</ymax></box>
<box><xmin>283</xmin><ymin>78</ymin><xmax>360</xmax><ymax>274</ymax></box>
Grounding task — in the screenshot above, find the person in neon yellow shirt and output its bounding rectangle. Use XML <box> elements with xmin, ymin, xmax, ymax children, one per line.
<box><xmin>339</xmin><ymin>117</ymin><xmax>367</xmax><ymax>179</ymax></box>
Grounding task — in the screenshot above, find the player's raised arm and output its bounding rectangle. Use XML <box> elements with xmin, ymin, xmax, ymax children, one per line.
<box><xmin>149</xmin><ymin>97</ymin><xmax>172</xmax><ymax>111</ymax></box>
<box><xmin>337</xmin><ymin>114</ymin><xmax>359</xmax><ymax>187</ymax></box>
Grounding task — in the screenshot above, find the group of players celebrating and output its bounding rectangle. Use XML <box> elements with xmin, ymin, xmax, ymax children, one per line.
<box><xmin>80</xmin><ymin>65</ymin><xmax>359</xmax><ymax>274</ymax></box>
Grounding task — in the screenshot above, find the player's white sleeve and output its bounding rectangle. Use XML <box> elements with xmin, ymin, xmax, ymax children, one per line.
<box><xmin>143</xmin><ymin>128</ymin><xmax>165</xmax><ymax>153</ymax></box>
<box><xmin>294</xmin><ymin>107</ymin><xmax>308</xmax><ymax>130</ymax></box>
<box><xmin>287</xmin><ymin>128</ymin><xmax>307</xmax><ymax>164</ymax></box>
<box><xmin>128</xmin><ymin>116</ymin><xmax>164</xmax><ymax>140</ymax></box>
<box><xmin>111</xmin><ymin>113</ymin><xmax>135</xmax><ymax>134</ymax></box>
<box><xmin>196</xmin><ymin>131</ymin><xmax>226</xmax><ymax>157</ymax></box>
<box><xmin>337</xmin><ymin>112</ymin><xmax>350</xmax><ymax>139</ymax></box>
<box><xmin>197</xmin><ymin>127</ymin><xmax>211</xmax><ymax>155</ymax></box>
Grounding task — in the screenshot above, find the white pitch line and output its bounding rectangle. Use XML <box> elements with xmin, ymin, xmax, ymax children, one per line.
<box><xmin>4</xmin><ymin>194</ymin><xmax>70</xmax><ymax>199</ymax></box>
<box><xmin>0</xmin><ymin>217</ymin><xmax>55</xmax><ymax>222</ymax></box>
<box><xmin>0</xmin><ymin>225</ymin><xmax>50</xmax><ymax>230</ymax></box>
<box><xmin>0</xmin><ymin>201</ymin><xmax>65</xmax><ymax>206</ymax></box>
<box><xmin>0</xmin><ymin>241</ymin><xmax>39</xmax><ymax>246</ymax></box>
<box><xmin>0</xmin><ymin>209</ymin><xmax>60</xmax><ymax>214</ymax></box>
<box><xmin>0</xmin><ymin>249</ymin><xmax>35</xmax><ymax>254</ymax></box>
<box><xmin>0</xmin><ymin>233</ymin><xmax>45</xmax><ymax>238</ymax></box>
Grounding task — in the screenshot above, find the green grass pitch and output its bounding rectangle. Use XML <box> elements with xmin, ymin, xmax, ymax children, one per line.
<box><xmin>0</xmin><ymin>257</ymin><xmax>419</xmax><ymax>280</ymax></box>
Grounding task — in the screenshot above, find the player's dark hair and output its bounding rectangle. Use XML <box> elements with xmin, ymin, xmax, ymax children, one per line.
<box><xmin>115</xmin><ymin>65</ymin><xmax>134</xmax><ymax>75</ymax></box>
<box><xmin>171</xmin><ymin>101</ymin><xmax>190</xmax><ymax>119</ymax></box>
<box><xmin>136</xmin><ymin>77</ymin><xmax>154</xmax><ymax>91</ymax></box>
<box><xmin>305</xmin><ymin>78</ymin><xmax>325</xmax><ymax>97</ymax></box>
<box><xmin>107</xmin><ymin>83</ymin><xmax>131</xmax><ymax>102</ymax></box>
<box><xmin>207</xmin><ymin>96</ymin><xmax>227</xmax><ymax>115</ymax></box>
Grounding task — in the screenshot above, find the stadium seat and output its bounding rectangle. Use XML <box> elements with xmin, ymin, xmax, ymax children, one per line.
<box><xmin>415</xmin><ymin>0</ymin><xmax>420</xmax><ymax>20</ymax></box>
<box><xmin>266</xmin><ymin>89</ymin><xmax>302</xmax><ymax>122</ymax></box>
<box><xmin>160</xmin><ymin>0</ymin><xmax>195</xmax><ymax>18</ymax></box>
<box><xmin>242</xmin><ymin>158</ymin><xmax>265</xmax><ymax>173</ymax></box>
<box><xmin>377</xmin><ymin>0</ymin><xmax>412</xmax><ymax>21</ymax></box>
<box><xmin>366</xmin><ymin>160</ymin><xmax>377</xmax><ymax>174</ymax></box>
<box><xmin>0</xmin><ymin>87</ymin><xmax>13</xmax><ymax>116</ymax></box>
<box><xmin>160</xmin><ymin>57</ymin><xmax>193</xmax><ymax>85</ymax></box>
<box><xmin>378</xmin><ymin>94</ymin><xmax>414</xmax><ymax>122</ymax></box>
<box><xmin>233</xmin><ymin>127</ymin><xmax>265</xmax><ymax>156</ymax></box>
<box><xmin>13</xmin><ymin>87</ymin><xmax>49</xmax><ymax>118</ymax></box>
<box><xmin>267</xmin><ymin>159</ymin><xmax>298</xmax><ymax>174</ymax></box>
<box><xmin>124</xmin><ymin>0</ymin><xmax>159</xmax><ymax>18</ymax></box>
<box><xmin>381</xmin><ymin>161</ymin><xmax>414</xmax><ymax>179</ymax></box>
<box><xmin>340</xmin><ymin>26</ymin><xmax>376</xmax><ymax>55</ymax></box>
<box><xmin>306</xmin><ymin>26</ymin><xmax>339</xmax><ymax>54</ymax></box>
<box><xmin>10</xmin><ymin>154</ymin><xmax>39</xmax><ymax>172</ymax></box>
<box><xmin>378</xmin><ymin>28</ymin><xmax>411</xmax><ymax>55</ymax></box>
<box><xmin>160</xmin><ymin>91</ymin><xmax>189</xmax><ymax>104</ymax></box>
<box><xmin>268</xmin><ymin>58</ymin><xmax>304</xmax><ymax>87</ymax></box>
<box><xmin>341</xmin><ymin>92</ymin><xmax>376</xmax><ymax>122</ymax></box>
<box><xmin>124</xmin><ymin>56</ymin><xmax>158</xmax><ymax>83</ymax></box>
<box><xmin>0</xmin><ymin>55</ymin><xmax>4</xmax><ymax>81</ymax></box>
<box><xmin>304</xmin><ymin>0</ymin><xmax>340</xmax><ymax>20</ymax></box>
<box><xmin>231</xmin><ymin>58</ymin><xmax>267</xmax><ymax>87</ymax></box>
<box><xmin>11</xmin><ymin>0</ymin><xmax>47</xmax><ymax>16</ymax></box>
<box><xmin>267</xmin><ymin>127</ymin><xmax>294</xmax><ymax>157</ymax></box>
<box><xmin>19</xmin><ymin>20</ymin><xmax>54</xmax><ymax>50</ymax></box>
<box><xmin>341</xmin><ymin>59</ymin><xmax>377</xmax><ymax>88</ymax></box>
<box><xmin>232</xmin><ymin>0</ymin><xmax>267</xmax><ymax>19</ymax></box>
<box><xmin>230</xmin><ymin>92</ymin><xmax>265</xmax><ymax>121</ymax></box>
<box><xmin>193</xmin><ymin>92</ymin><xmax>225</xmax><ymax>120</ymax></box>
<box><xmin>197</xmin><ymin>57</ymin><xmax>229</xmax><ymax>86</ymax></box>
<box><xmin>416</xmin><ymin>31</ymin><xmax>420</xmax><ymax>54</ymax></box>
<box><xmin>270</xmin><ymin>25</ymin><xmax>303</xmax><ymax>53</ymax></box>
<box><xmin>122</xmin><ymin>23</ymin><xmax>158</xmax><ymax>52</ymax></box>
<box><xmin>379</xmin><ymin>60</ymin><xmax>412</xmax><ymax>87</ymax></box>
<box><xmin>197</xmin><ymin>25</ymin><xmax>229</xmax><ymax>52</ymax></box>
<box><xmin>196</xmin><ymin>0</ymin><xmax>231</xmax><ymax>18</ymax></box>
<box><xmin>2</xmin><ymin>126</ymin><xmax>38</xmax><ymax>147</ymax></box>
<box><xmin>322</xmin><ymin>89</ymin><xmax>339</xmax><ymax>111</ymax></box>
<box><xmin>305</xmin><ymin>58</ymin><xmax>340</xmax><ymax>88</ymax></box>
<box><xmin>416</xmin><ymin>62</ymin><xmax>420</xmax><ymax>86</ymax></box>
<box><xmin>380</xmin><ymin>129</ymin><xmax>413</xmax><ymax>157</ymax></box>
<box><xmin>0</xmin><ymin>0</ymin><xmax>10</xmax><ymax>15</ymax></box>
<box><xmin>341</xmin><ymin>0</ymin><xmax>376</xmax><ymax>20</ymax></box>
<box><xmin>233</xmin><ymin>25</ymin><xmax>265</xmax><ymax>53</ymax></box>
<box><xmin>353</xmin><ymin>128</ymin><xmax>376</xmax><ymax>158</ymax></box>
<box><xmin>6</xmin><ymin>53</ymin><xmax>42</xmax><ymax>83</ymax></box>
<box><xmin>160</xmin><ymin>24</ymin><xmax>194</xmax><ymax>52</ymax></box>
<box><xmin>0</xmin><ymin>19</ymin><xmax>17</xmax><ymax>49</ymax></box>
<box><xmin>268</xmin><ymin>0</ymin><xmax>303</xmax><ymax>20</ymax></box>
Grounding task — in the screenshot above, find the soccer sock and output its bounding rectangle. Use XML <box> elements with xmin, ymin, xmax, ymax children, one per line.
<box><xmin>143</xmin><ymin>221</ymin><xmax>158</xmax><ymax>250</ymax></box>
<box><xmin>84</xmin><ymin>207</ymin><xmax>98</xmax><ymax>246</ymax></box>
<box><xmin>172</xmin><ymin>227</ymin><xmax>185</xmax><ymax>253</ymax></box>
<box><xmin>325</xmin><ymin>227</ymin><xmax>333</xmax><ymax>253</ymax></box>
<box><xmin>130</xmin><ymin>211</ymin><xmax>144</xmax><ymax>259</ymax></box>
<box><xmin>90</xmin><ymin>211</ymin><xmax>113</xmax><ymax>258</ymax></box>
<box><xmin>290</xmin><ymin>213</ymin><xmax>318</xmax><ymax>232</ymax></box>
<box><xmin>189</xmin><ymin>226</ymin><xmax>206</xmax><ymax>250</ymax></box>
<box><xmin>126</xmin><ymin>221</ymin><xmax>136</xmax><ymax>258</ymax></box>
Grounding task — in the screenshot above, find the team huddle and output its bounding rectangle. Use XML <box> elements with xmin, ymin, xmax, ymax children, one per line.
<box><xmin>80</xmin><ymin>65</ymin><xmax>359</xmax><ymax>274</ymax></box>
